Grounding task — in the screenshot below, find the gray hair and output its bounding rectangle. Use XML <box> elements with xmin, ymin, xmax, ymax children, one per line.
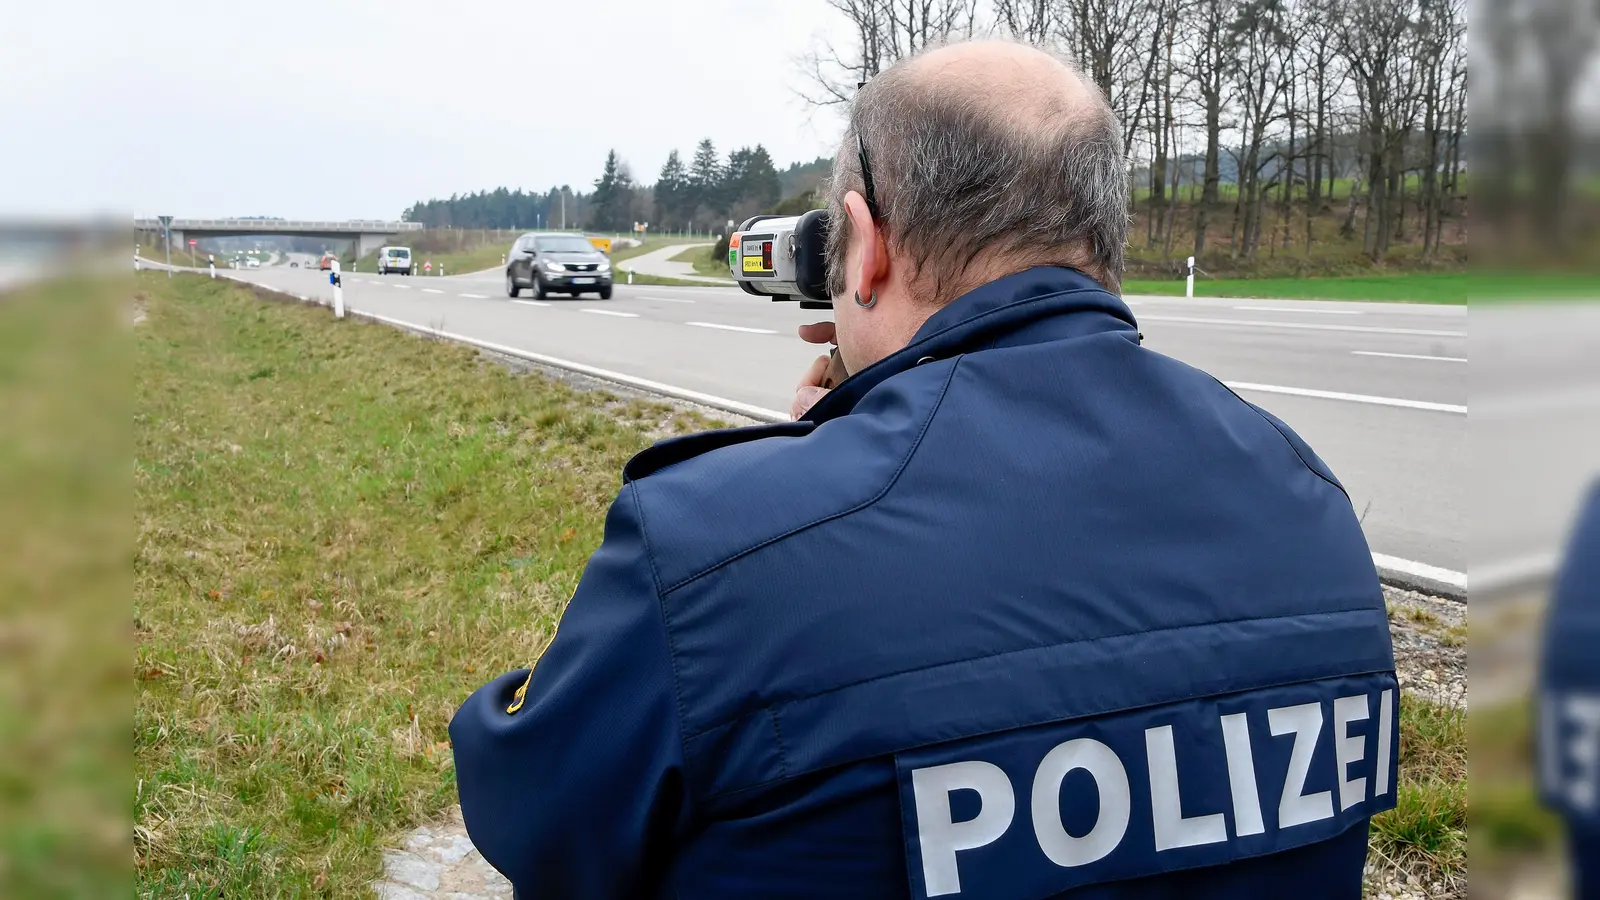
<box><xmin>824</xmin><ymin>44</ymin><xmax>1129</xmax><ymax>302</ymax></box>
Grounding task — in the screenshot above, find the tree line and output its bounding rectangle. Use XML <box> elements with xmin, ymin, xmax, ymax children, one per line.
<box><xmin>799</xmin><ymin>0</ymin><xmax>1467</xmax><ymax>265</ymax></box>
<box><xmin>404</xmin><ymin>144</ymin><xmax>831</xmax><ymax>235</ymax></box>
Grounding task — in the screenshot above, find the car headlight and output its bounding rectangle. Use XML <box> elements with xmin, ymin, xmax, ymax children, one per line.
<box><xmin>597</xmin><ymin>260</ymin><xmax>611</xmax><ymax>272</ymax></box>
<box><xmin>543</xmin><ymin>259</ymin><xmax>566</xmax><ymax>273</ymax></box>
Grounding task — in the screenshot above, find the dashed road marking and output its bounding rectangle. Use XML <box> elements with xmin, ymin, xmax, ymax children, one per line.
<box><xmin>460</xmin><ymin>293</ymin><xmax>488</xmax><ymax>299</ymax></box>
<box><xmin>512</xmin><ymin>299</ymin><xmax>550</xmax><ymax>307</ymax></box>
<box><xmin>1352</xmin><ymin>351</ymin><xmax>1467</xmax><ymax>363</ymax></box>
<box><xmin>686</xmin><ymin>322</ymin><xmax>778</xmax><ymax>334</ymax></box>
<box><xmin>1223</xmin><ymin>381</ymin><xmax>1466</xmax><ymax>414</ymax></box>
<box><xmin>581</xmin><ymin>308</ymin><xmax>639</xmax><ymax>318</ymax></box>
<box><xmin>422</xmin><ymin>288</ymin><xmax>444</xmax><ymax>294</ymax></box>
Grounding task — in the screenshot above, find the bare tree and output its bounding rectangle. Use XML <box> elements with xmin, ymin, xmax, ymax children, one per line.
<box><xmin>1184</xmin><ymin>0</ymin><xmax>1238</xmax><ymax>258</ymax></box>
<box><xmin>1339</xmin><ymin>0</ymin><xmax>1426</xmax><ymax>260</ymax></box>
<box><xmin>992</xmin><ymin>0</ymin><xmax>1056</xmax><ymax>41</ymax></box>
<box><xmin>797</xmin><ymin>0</ymin><xmax>981</xmax><ymax>108</ymax></box>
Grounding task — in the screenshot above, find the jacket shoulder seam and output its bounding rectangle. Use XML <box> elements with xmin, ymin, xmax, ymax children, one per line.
<box><xmin>1213</xmin><ymin>377</ymin><xmax>1351</xmax><ymax>504</ymax></box>
<box><xmin>660</xmin><ymin>357</ymin><xmax>965</xmax><ymax>596</ymax></box>
<box><xmin>629</xmin><ymin>485</ymin><xmax>694</xmax><ymax>790</ymax></box>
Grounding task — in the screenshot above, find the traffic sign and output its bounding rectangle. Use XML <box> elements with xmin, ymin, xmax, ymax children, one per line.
<box><xmin>189</xmin><ymin>239</ymin><xmax>197</xmax><ymax>246</ymax></box>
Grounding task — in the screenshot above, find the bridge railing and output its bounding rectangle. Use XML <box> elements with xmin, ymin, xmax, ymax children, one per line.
<box><xmin>132</xmin><ymin>218</ymin><xmax>425</xmax><ymax>232</ymax></box>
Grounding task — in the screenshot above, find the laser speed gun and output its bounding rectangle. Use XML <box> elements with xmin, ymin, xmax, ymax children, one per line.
<box><xmin>727</xmin><ymin>210</ymin><xmax>833</xmax><ymax>309</ymax></box>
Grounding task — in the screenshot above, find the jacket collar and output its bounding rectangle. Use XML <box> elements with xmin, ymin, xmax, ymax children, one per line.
<box><xmin>802</xmin><ymin>266</ymin><xmax>1140</xmax><ymax>424</ymax></box>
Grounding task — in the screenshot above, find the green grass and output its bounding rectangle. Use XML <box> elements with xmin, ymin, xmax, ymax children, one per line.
<box><xmin>1122</xmin><ymin>272</ymin><xmax>1467</xmax><ymax>303</ymax></box>
<box><xmin>670</xmin><ymin>245</ymin><xmax>734</xmax><ymax>279</ymax></box>
<box><xmin>1</xmin><ymin>274</ymin><xmax>127</xmax><ymax>898</ymax></box>
<box><xmin>1469</xmin><ymin>700</ymin><xmax>1566</xmax><ymax>866</ymax></box>
<box><xmin>134</xmin><ymin>272</ymin><xmax>728</xmax><ymax>897</ymax></box>
<box><xmin>1368</xmin><ymin>696</ymin><xmax>1466</xmax><ymax>894</ymax></box>
<box><xmin>609</xmin><ymin>236</ymin><xmax>708</xmax><ymax>264</ymax></box>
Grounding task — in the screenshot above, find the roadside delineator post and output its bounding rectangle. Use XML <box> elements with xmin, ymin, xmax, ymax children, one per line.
<box><xmin>1185</xmin><ymin>256</ymin><xmax>1195</xmax><ymax>299</ymax></box>
<box><xmin>331</xmin><ymin>259</ymin><xmax>345</xmax><ymax>319</ymax></box>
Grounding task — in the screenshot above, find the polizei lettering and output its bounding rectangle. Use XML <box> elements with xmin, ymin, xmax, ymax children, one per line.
<box><xmin>895</xmin><ymin>674</ymin><xmax>1399</xmax><ymax>899</ymax></box>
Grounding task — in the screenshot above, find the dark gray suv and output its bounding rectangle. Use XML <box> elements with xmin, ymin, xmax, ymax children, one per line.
<box><xmin>505</xmin><ymin>233</ymin><xmax>614</xmax><ymax>300</ymax></box>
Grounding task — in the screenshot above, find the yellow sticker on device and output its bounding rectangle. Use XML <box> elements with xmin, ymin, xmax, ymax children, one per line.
<box><xmin>743</xmin><ymin>255</ymin><xmax>768</xmax><ymax>273</ymax></box>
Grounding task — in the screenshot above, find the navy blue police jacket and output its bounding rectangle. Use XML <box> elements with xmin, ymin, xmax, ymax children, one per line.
<box><xmin>449</xmin><ymin>266</ymin><xmax>1399</xmax><ymax>899</ymax></box>
<box><xmin>1538</xmin><ymin>480</ymin><xmax>1600</xmax><ymax>899</ymax></box>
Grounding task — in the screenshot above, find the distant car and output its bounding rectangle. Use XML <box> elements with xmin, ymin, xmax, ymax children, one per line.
<box><xmin>319</xmin><ymin>254</ymin><xmax>337</xmax><ymax>271</ymax></box>
<box><xmin>247</xmin><ymin>258</ymin><xmax>260</xmax><ymax>268</ymax></box>
<box><xmin>377</xmin><ymin>246</ymin><xmax>413</xmax><ymax>275</ymax></box>
<box><xmin>505</xmin><ymin>232</ymin><xmax>613</xmax><ymax>300</ymax></box>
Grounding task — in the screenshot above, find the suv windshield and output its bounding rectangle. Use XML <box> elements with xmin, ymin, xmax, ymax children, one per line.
<box><xmin>534</xmin><ymin>236</ymin><xmax>596</xmax><ymax>253</ymax></box>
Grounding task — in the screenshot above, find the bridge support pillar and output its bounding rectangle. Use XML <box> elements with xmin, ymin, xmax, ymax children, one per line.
<box><xmin>356</xmin><ymin>233</ymin><xmax>389</xmax><ymax>259</ymax></box>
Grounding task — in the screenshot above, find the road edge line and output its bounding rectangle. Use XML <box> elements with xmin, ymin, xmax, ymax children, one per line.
<box><xmin>217</xmin><ymin>272</ymin><xmax>1469</xmax><ymax>601</ymax></box>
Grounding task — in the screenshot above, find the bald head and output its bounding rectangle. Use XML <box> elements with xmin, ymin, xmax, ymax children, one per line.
<box><xmin>905</xmin><ymin>39</ymin><xmax>1095</xmax><ymax>128</ymax></box>
<box><xmin>824</xmin><ymin>37</ymin><xmax>1128</xmax><ymax>301</ymax></box>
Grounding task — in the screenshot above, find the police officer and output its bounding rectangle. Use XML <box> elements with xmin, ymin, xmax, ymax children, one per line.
<box><xmin>450</xmin><ymin>38</ymin><xmax>1397</xmax><ymax>899</ymax></box>
<box><xmin>1538</xmin><ymin>481</ymin><xmax>1600</xmax><ymax>899</ymax></box>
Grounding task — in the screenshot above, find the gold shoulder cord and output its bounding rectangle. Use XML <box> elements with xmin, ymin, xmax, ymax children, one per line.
<box><xmin>504</xmin><ymin>622</ymin><xmax>561</xmax><ymax>715</ymax></box>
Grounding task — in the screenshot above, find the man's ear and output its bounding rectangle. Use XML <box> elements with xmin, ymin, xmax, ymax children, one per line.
<box><xmin>843</xmin><ymin>190</ymin><xmax>886</xmax><ymax>304</ymax></box>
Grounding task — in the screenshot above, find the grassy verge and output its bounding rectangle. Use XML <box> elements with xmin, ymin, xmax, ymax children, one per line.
<box><xmin>2</xmin><ymin>274</ymin><xmax>126</xmax><ymax>898</ymax></box>
<box><xmin>609</xmin><ymin>237</ymin><xmax>708</xmax><ymax>264</ymax></box>
<box><xmin>621</xmin><ymin>272</ymin><xmax>734</xmax><ymax>287</ymax></box>
<box><xmin>1468</xmin><ymin>700</ymin><xmax>1567</xmax><ymax>878</ymax></box>
<box><xmin>352</xmin><ymin>244</ymin><xmax>508</xmax><ymax>277</ymax></box>
<box><xmin>670</xmin><ymin>245</ymin><xmax>733</xmax><ymax>279</ymax></box>
<box><xmin>1122</xmin><ymin>272</ymin><xmax>1467</xmax><ymax>303</ymax></box>
<box><xmin>1367</xmin><ymin>695</ymin><xmax>1467</xmax><ymax>895</ymax></box>
<box><xmin>134</xmin><ymin>272</ymin><xmax>726</xmax><ymax>896</ymax></box>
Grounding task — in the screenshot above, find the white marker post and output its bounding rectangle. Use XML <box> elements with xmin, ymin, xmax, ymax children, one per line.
<box><xmin>1185</xmin><ymin>256</ymin><xmax>1196</xmax><ymax>299</ymax></box>
<box><xmin>209</xmin><ymin>254</ymin><xmax>216</xmax><ymax>279</ymax></box>
<box><xmin>331</xmin><ymin>258</ymin><xmax>345</xmax><ymax>319</ymax></box>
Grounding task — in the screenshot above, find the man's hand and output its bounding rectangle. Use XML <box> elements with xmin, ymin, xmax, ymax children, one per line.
<box><xmin>792</xmin><ymin>322</ymin><xmax>848</xmax><ymax>420</ymax></box>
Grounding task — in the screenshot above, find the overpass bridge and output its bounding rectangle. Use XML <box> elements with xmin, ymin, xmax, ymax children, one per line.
<box><xmin>132</xmin><ymin>218</ymin><xmax>424</xmax><ymax>258</ymax></box>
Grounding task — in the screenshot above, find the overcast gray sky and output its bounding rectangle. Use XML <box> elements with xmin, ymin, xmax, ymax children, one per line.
<box><xmin>4</xmin><ymin>1</ymin><xmax>853</xmax><ymax>221</ymax></box>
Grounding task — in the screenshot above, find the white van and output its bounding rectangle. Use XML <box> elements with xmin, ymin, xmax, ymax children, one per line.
<box><xmin>377</xmin><ymin>246</ymin><xmax>414</xmax><ymax>275</ymax></box>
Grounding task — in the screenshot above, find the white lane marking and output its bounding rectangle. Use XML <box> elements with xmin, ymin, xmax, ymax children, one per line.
<box><xmin>352</xmin><ymin>308</ymin><xmax>788</xmax><ymax>420</ymax></box>
<box><xmin>642</xmin><ymin>295</ymin><xmax>696</xmax><ymax>303</ymax></box>
<box><xmin>1472</xmin><ymin>551</ymin><xmax>1560</xmax><ymax>594</ymax></box>
<box><xmin>1141</xmin><ymin>314</ymin><xmax>1464</xmax><ymax>338</ymax></box>
<box><xmin>686</xmin><ymin>321</ymin><xmax>778</xmax><ymax>334</ymax></box>
<box><xmin>512</xmin><ymin>299</ymin><xmax>550</xmax><ymax>307</ymax></box>
<box><xmin>1370</xmin><ymin>553</ymin><xmax>1467</xmax><ymax>591</ymax></box>
<box><xmin>238</xmin><ymin>275</ymin><xmax>1473</xmax><ymax>586</ymax></box>
<box><xmin>460</xmin><ymin>293</ymin><xmax>488</xmax><ymax>299</ymax></box>
<box><xmin>1235</xmin><ymin>306</ymin><xmax>1363</xmax><ymax>315</ymax></box>
<box><xmin>1352</xmin><ymin>350</ymin><xmax>1467</xmax><ymax>363</ymax></box>
<box><xmin>1223</xmin><ymin>381</ymin><xmax>1467</xmax><ymax>415</ymax></box>
<box><xmin>392</xmin><ymin>284</ymin><xmax>411</xmax><ymax>290</ymax></box>
<box><xmin>422</xmin><ymin>288</ymin><xmax>444</xmax><ymax>294</ymax></box>
<box><xmin>581</xmin><ymin>308</ymin><xmax>639</xmax><ymax>318</ymax></box>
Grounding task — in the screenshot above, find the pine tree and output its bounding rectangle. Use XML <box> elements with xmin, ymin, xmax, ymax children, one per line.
<box><xmin>592</xmin><ymin>150</ymin><xmax>625</xmax><ymax>231</ymax></box>
<box><xmin>746</xmin><ymin>145</ymin><xmax>782</xmax><ymax>213</ymax></box>
<box><xmin>655</xmin><ymin>150</ymin><xmax>687</xmax><ymax>227</ymax></box>
<box><xmin>687</xmin><ymin>138</ymin><xmax>722</xmax><ymax>224</ymax></box>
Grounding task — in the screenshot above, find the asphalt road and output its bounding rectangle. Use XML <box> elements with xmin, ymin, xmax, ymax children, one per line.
<box><xmin>202</xmin><ymin>260</ymin><xmax>1479</xmax><ymax>592</ymax></box>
